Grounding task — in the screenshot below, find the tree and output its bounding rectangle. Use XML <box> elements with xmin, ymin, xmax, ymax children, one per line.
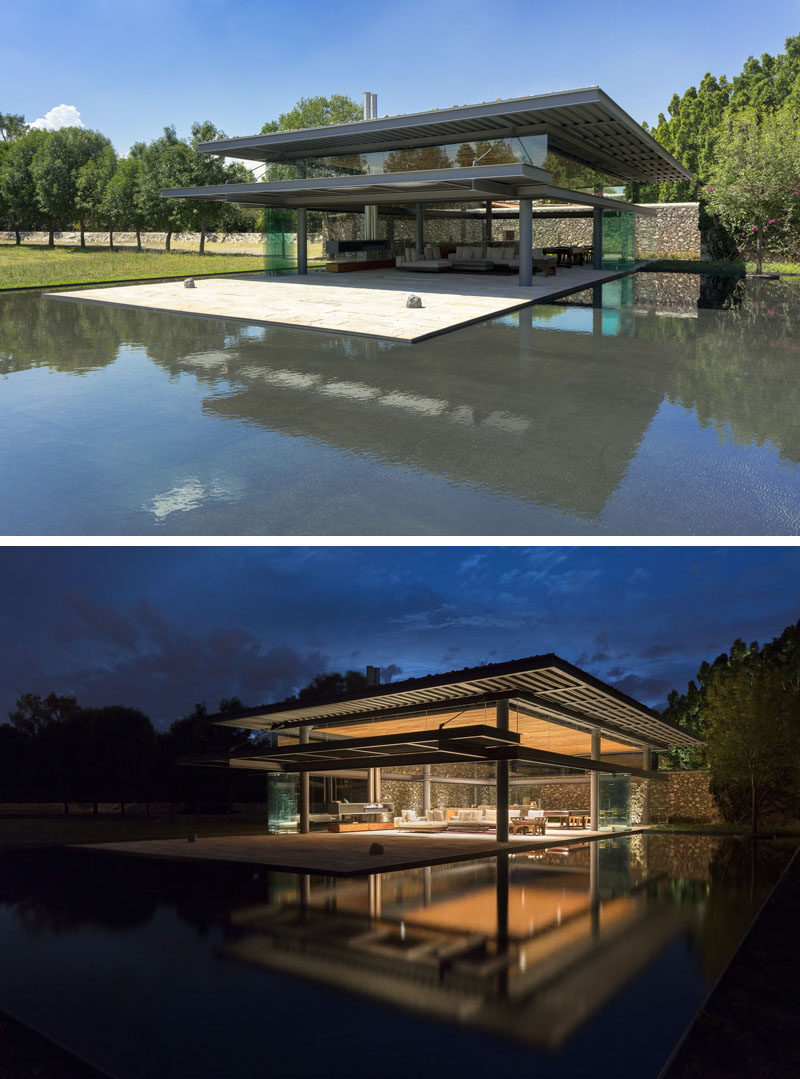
<box><xmin>101</xmin><ymin>148</ymin><xmax>147</xmax><ymax>250</ymax></box>
<box><xmin>0</xmin><ymin>127</ymin><xmax>48</xmax><ymax>244</ymax></box>
<box><xmin>0</xmin><ymin>112</ymin><xmax>27</xmax><ymax>242</ymax></box>
<box><xmin>137</xmin><ymin>126</ymin><xmax>193</xmax><ymax>252</ymax></box>
<box><xmin>76</xmin><ymin>143</ymin><xmax>118</xmax><ymax>248</ymax></box>
<box><xmin>30</xmin><ymin>126</ymin><xmax>115</xmax><ymax>246</ymax></box>
<box><xmin>9</xmin><ymin>691</ymin><xmax>80</xmax><ymax>735</ymax></box>
<box><xmin>260</xmin><ymin>94</ymin><xmax>362</xmax><ymax>135</ymax></box>
<box><xmin>178</xmin><ymin>121</ymin><xmax>242</xmax><ymax>254</ymax></box>
<box><xmin>705</xmin><ymin>660</ymin><xmax>799</xmax><ymax>834</ymax></box>
<box><xmin>705</xmin><ymin>106</ymin><xmax>800</xmax><ymax>273</ymax></box>
<box><xmin>0</xmin><ymin>112</ymin><xmax>26</xmax><ymax>142</ymax></box>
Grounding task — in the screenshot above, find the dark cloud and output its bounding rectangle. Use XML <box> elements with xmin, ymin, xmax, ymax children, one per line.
<box><xmin>0</xmin><ymin>546</ymin><xmax>798</xmax><ymax>726</ymax></box>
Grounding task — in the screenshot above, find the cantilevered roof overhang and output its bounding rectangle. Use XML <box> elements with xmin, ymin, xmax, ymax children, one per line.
<box><xmin>197</xmin><ymin>86</ymin><xmax>691</xmax><ymax>186</ymax></box>
<box><xmin>222</xmin><ymin>725</ymin><xmax>666</xmax><ymax>781</ymax></box>
<box><xmin>212</xmin><ymin>653</ymin><xmax>701</xmax><ymax>750</ymax></box>
<box><xmin>162</xmin><ymin>163</ymin><xmax>658</xmax><ymax>214</ymax></box>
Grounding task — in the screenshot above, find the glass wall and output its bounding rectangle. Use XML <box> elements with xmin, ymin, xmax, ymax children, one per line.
<box><xmin>262</xmin><ymin>134</ymin><xmax>547</xmax><ymax>180</ymax></box>
<box><xmin>598</xmin><ymin>773</ymin><xmax>631</xmax><ymax>830</ymax></box>
<box><xmin>602</xmin><ymin>208</ymin><xmax>637</xmax><ymax>270</ymax></box>
<box><xmin>263</xmin><ymin>208</ymin><xmax>298</xmax><ymax>274</ymax></box>
<box><xmin>266</xmin><ymin>772</ymin><xmax>297</xmax><ymax>834</ymax></box>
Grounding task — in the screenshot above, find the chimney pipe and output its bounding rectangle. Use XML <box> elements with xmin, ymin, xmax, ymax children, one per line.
<box><xmin>363</xmin><ymin>92</ymin><xmax>377</xmax><ymax>120</ymax></box>
<box><xmin>366</xmin><ymin>665</ymin><xmax>381</xmax><ymax>686</ymax></box>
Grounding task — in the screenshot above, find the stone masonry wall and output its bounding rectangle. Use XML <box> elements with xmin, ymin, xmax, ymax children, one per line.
<box><xmin>665</xmin><ymin>769</ymin><xmax>721</xmax><ymax>822</ymax></box>
<box><xmin>322</xmin><ymin>202</ymin><xmax>700</xmax><ymax>257</ymax></box>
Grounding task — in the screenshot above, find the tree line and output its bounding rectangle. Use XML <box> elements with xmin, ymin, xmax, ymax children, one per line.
<box><xmin>0</xmin><ymin>116</ymin><xmax>258</xmax><ymax>253</ymax></box>
<box><xmin>635</xmin><ymin>32</ymin><xmax>800</xmax><ymax>270</ymax></box>
<box><xmin>0</xmin><ymin>668</ymin><xmax>372</xmax><ymax>815</ymax></box>
<box><xmin>662</xmin><ymin>619</ymin><xmax>800</xmax><ymax>833</ymax></box>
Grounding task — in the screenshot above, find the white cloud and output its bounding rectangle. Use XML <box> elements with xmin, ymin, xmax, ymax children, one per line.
<box><xmin>28</xmin><ymin>104</ymin><xmax>84</xmax><ymax>131</ymax></box>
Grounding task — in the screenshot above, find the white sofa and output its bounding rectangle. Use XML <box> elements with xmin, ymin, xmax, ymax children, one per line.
<box><xmin>396</xmin><ymin>245</ymin><xmax>451</xmax><ymax>272</ymax></box>
<box><xmin>394</xmin><ymin>808</ymin><xmax>447</xmax><ymax>831</ymax></box>
<box><xmin>448</xmin><ymin>244</ymin><xmax>519</xmax><ymax>270</ymax></box>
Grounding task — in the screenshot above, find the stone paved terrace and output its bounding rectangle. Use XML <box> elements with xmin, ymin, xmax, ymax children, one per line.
<box><xmin>50</xmin><ymin>265</ymin><xmax>628</xmax><ymax>343</ymax></box>
<box><xmin>75</xmin><ymin>826</ymin><xmax>624</xmax><ymax>876</ymax></box>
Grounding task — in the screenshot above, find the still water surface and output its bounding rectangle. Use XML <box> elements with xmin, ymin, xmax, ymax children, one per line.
<box><xmin>0</xmin><ymin>834</ymin><xmax>794</xmax><ymax>1078</ymax></box>
<box><xmin>1</xmin><ymin>273</ymin><xmax>799</xmax><ymax>534</ymax></box>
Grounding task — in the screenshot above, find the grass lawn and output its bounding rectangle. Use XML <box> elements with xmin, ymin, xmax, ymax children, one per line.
<box><xmin>0</xmin><ymin>813</ymin><xmax>268</xmax><ymax>850</ymax></box>
<box><xmin>0</xmin><ymin>244</ymin><xmax>270</xmax><ymax>289</ymax></box>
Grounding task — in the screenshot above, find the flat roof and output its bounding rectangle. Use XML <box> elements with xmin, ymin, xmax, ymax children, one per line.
<box><xmin>212</xmin><ymin>653</ymin><xmax>702</xmax><ymax>749</ymax></box>
<box><xmin>199</xmin><ymin>87</ymin><xmax>691</xmax><ymax>185</ymax></box>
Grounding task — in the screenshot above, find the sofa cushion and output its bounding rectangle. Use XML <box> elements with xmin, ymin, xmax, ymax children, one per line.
<box><xmin>429</xmin><ymin>244</ymin><xmax>441</xmax><ymax>260</ymax></box>
<box><xmin>455</xmin><ymin>245</ymin><xmax>470</xmax><ymax>259</ymax></box>
<box><xmin>471</xmin><ymin>246</ymin><xmax>483</xmax><ymax>259</ymax></box>
<box><xmin>424</xmin><ymin>244</ymin><xmax>434</xmax><ymax>260</ymax></box>
<box><xmin>500</xmin><ymin>247</ymin><xmax>514</xmax><ymax>260</ymax></box>
<box><xmin>432</xmin><ymin>808</ymin><xmax>444</xmax><ymax>821</ymax></box>
<box><xmin>401</xmin><ymin>809</ymin><xmax>417</xmax><ymax>822</ymax></box>
<box><xmin>484</xmin><ymin>808</ymin><xmax>497</xmax><ymax>823</ymax></box>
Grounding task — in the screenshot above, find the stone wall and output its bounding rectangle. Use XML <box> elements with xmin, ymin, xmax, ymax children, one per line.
<box><xmin>0</xmin><ymin>230</ymin><xmax>322</xmax><ymax>248</ymax></box>
<box><xmin>665</xmin><ymin>769</ymin><xmax>721</xmax><ymax>823</ymax></box>
<box><xmin>321</xmin><ymin>202</ymin><xmax>701</xmax><ymax>258</ymax></box>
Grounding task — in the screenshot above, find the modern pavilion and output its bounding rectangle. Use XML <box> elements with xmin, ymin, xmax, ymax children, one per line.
<box><xmin>163</xmin><ymin>86</ymin><xmax>691</xmax><ymax>285</ymax></box>
<box><xmin>203</xmin><ymin>654</ymin><xmax>701</xmax><ymax>837</ymax></box>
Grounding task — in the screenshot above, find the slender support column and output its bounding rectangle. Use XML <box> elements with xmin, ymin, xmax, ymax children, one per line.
<box><xmin>641</xmin><ymin>746</ymin><xmax>650</xmax><ymax>825</ymax></box>
<box><xmin>374</xmin><ymin>767</ymin><xmax>381</xmax><ymax>802</ymax></box>
<box><xmin>518</xmin><ymin>199</ymin><xmax>532</xmax><ymax>287</ymax></box>
<box><xmin>495</xmin><ymin>851</ymin><xmax>510</xmax><ymax>998</ymax></box>
<box><xmin>299</xmin><ymin>726</ymin><xmax>310</xmax><ymax>833</ymax></box>
<box><xmin>300</xmin><ymin>873</ymin><xmax>311</xmax><ymax>907</ymax></box>
<box><xmin>367</xmin><ymin>768</ymin><xmax>375</xmax><ymax>802</ymax></box>
<box><xmin>592</xmin><ymin>207</ymin><xmax>603</xmax><ymax>270</ymax></box>
<box><xmin>590</xmin><ymin>728</ymin><xmax>600</xmax><ymax>831</ymax></box>
<box><xmin>416</xmin><ymin>202</ymin><xmax>424</xmax><ymax>252</ymax></box>
<box><xmin>296</xmin><ymin>208</ymin><xmax>308</xmax><ymax>275</ymax></box>
<box><xmin>422</xmin><ymin>764</ymin><xmax>431</xmax><ymax>817</ymax></box>
<box><xmin>496</xmin><ymin>700</ymin><xmax>509</xmax><ymax>842</ymax></box>
<box><xmin>484</xmin><ymin>200</ymin><xmax>493</xmax><ymax>243</ymax></box>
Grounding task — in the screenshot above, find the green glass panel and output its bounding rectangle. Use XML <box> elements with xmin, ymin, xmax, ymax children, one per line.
<box><xmin>266</xmin><ymin>772</ymin><xmax>297</xmax><ymax>834</ymax></box>
<box><xmin>263</xmin><ymin>208</ymin><xmax>297</xmax><ymax>274</ymax></box>
<box><xmin>599</xmin><ymin>773</ymin><xmax>631</xmax><ymax>830</ymax></box>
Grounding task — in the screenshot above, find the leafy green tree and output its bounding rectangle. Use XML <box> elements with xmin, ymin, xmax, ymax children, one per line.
<box><xmin>705</xmin><ymin>106</ymin><xmax>800</xmax><ymax>273</ymax></box>
<box><xmin>101</xmin><ymin>147</ymin><xmax>147</xmax><ymax>250</ymax></box>
<box><xmin>136</xmin><ymin>126</ymin><xmax>194</xmax><ymax>252</ymax></box>
<box><xmin>30</xmin><ymin>126</ymin><xmax>115</xmax><ymax>246</ymax></box>
<box><xmin>261</xmin><ymin>94</ymin><xmax>362</xmax><ymax>135</ymax></box>
<box><xmin>177</xmin><ymin>121</ymin><xmax>243</xmax><ymax>254</ymax></box>
<box><xmin>76</xmin><ymin>143</ymin><xmax>118</xmax><ymax>249</ymax></box>
<box><xmin>706</xmin><ymin>660</ymin><xmax>799</xmax><ymax>834</ymax></box>
<box><xmin>8</xmin><ymin>691</ymin><xmax>80</xmax><ymax>735</ymax></box>
<box><xmin>0</xmin><ymin>112</ymin><xmax>26</xmax><ymax>142</ymax></box>
<box><xmin>0</xmin><ymin>112</ymin><xmax>27</xmax><ymax>241</ymax></box>
<box><xmin>0</xmin><ymin>127</ymin><xmax>48</xmax><ymax>243</ymax></box>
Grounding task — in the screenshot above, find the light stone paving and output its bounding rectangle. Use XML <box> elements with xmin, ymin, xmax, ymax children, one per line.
<box><xmin>50</xmin><ymin>266</ymin><xmax>626</xmax><ymax>343</ymax></box>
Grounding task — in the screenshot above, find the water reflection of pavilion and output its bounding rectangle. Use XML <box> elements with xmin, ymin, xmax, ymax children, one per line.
<box><xmin>225</xmin><ymin>838</ymin><xmax>685</xmax><ymax>1049</ymax></box>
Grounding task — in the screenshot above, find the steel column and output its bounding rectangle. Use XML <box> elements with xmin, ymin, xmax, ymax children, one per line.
<box><xmin>641</xmin><ymin>746</ymin><xmax>650</xmax><ymax>825</ymax></box>
<box><xmin>518</xmin><ymin>199</ymin><xmax>532</xmax><ymax>286</ymax></box>
<box><xmin>496</xmin><ymin>700</ymin><xmax>510</xmax><ymax>842</ymax></box>
<box><xmin>592</xmin><ymin>207</ymin><xmax>603</xmax><ymax>270</ymax></box>
<box><xmin>374</xmin><ymin>767</ymin><xmax>381</xmax><ymax>801</ymax></box>
<box><xmin>423</xmin><ymin>763</ymin><xmax>431</xmax><ymax>816</ymax></box>
<box><xmin>299</xmin><ymin>725</ymin><xmax>310</xmax><ymax>832</ymax></box>
<box><xmin>297</xmin><ymin>208</ymin><xmax>308</xmax><ymax>274</ymax></box>
<box><xmin>590</xmin><ymin>728</ymin><xmax>600</xmax><ymax>831</ymax></box>
<box><xmin>484</xmin><ymin>200</ymin><xmax>493</xmax><ymax>242</ymax></box>
<box><xmin>416</xmin><ymin>202</ymin><xmax>424</xmax><ymax>251</ymax></box>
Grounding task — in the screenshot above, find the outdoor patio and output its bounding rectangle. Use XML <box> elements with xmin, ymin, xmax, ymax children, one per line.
<box><xmin>51</xmin><ymin>264</ymin><xmax>626</xmax><ymax>343</ymax></box>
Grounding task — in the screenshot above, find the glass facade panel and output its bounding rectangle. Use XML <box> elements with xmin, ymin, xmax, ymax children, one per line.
<box><xmin>602</xmin><ymin>208</ymin><xmax>636</xmax><ymax>270</ymax></box>
<box><xmin>266</xmin><ymin>772</ymin><xmax>297</xmax><ymax>834</ymax></box>
<box><xmin>263</xmin><ymin>208</ymin><xmax>297</xmax><ymax>273</ymax></box>
<box><xmin>599</xmin><ymin>773</ymin><xmax>631</xmax><ymax>830</ymax></box>
<box><xmin>263</xmin><ymin>134</ymin><xmax>547</xmax><ymax>180</ymax></box>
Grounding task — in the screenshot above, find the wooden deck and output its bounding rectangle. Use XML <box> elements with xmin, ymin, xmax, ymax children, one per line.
<box><xmin>76</xmin><ymin>827</ymin><xmax>615</xmax><ymax>876</ymax></box>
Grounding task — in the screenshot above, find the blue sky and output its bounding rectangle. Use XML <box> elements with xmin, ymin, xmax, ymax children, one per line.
<box><xmin>4</xmin><ymin>1</ymin><xmax>800</xmax><ymax>153</ymax></box>
<box><xmin>0</xmin><ymin>546</ymin><xmax>798</xmax><ymax>727</ymax></box>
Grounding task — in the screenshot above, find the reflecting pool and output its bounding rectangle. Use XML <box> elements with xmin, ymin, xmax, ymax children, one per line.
<box><xmin>0</xmin><ymin>834</ymin><xmax>794</xmax><ymax>1078</ymax></box>
<box><xmin>2</xmin><ymin>273</ymin><xmax>800</xmax><ymax>534</ymax></box>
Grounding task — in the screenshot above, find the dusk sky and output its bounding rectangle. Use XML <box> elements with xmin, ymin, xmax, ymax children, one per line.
<box><xmin>5</xmin><ymin>1</ymin><xmax>800</xmax><ymax>154</ymax></box>
<box><xmin>1</xmin><ymin>546</ymin><xmax>798</xmax><ymax>729</ymax></box>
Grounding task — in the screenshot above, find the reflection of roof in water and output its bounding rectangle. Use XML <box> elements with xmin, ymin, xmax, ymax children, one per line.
<box><xmin>187</xmin><ymin>315</ymin><xmax>683</xmax><ymax>518</ymax></box>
